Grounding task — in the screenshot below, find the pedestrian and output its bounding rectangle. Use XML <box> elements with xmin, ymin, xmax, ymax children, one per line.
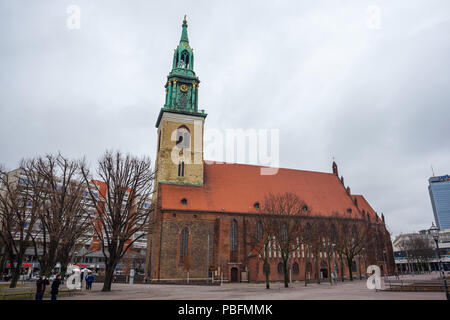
<box><xmin>35</xmin><ymin>274</ymin><xmax>50</xmax><ymax>300</ymax></box>
<box><xmin>51</xmin><ymin>274</ymin><xmax>62</xmax><ymax>300</ymax></box>
<box><xmin>85</xmin><ymin>272</ymin><xmax>95</xmax><ymax>290</ymax></box>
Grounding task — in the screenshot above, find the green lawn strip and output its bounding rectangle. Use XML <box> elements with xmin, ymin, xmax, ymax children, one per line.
<box><xmin>0</xmin><ymin>283</ymin><xmax>29</xmax><ymax>289</ymax></box>
<box><xmin>1</xmin><ymin>286</ymin><xmax>78</xmax><ymax>300</ymax></box>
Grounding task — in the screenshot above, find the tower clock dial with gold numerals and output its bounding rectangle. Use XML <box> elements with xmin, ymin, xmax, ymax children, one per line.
<box><xmin>180</xmin><ymin>84</ymin><xmax>189</xmax><ymax>92</ymax></box>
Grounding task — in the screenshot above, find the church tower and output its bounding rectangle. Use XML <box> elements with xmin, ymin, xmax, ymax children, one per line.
<box><xmin>154</xmin><ymin>16</ymin><xmax>207</xmax><ymax>187</ymax></box>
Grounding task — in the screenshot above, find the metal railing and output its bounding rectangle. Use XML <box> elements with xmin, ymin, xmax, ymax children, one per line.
<box><xmin>385</xmin><ymin>279</ymin><xmax>446</xmax><ymax>292</ymax></box>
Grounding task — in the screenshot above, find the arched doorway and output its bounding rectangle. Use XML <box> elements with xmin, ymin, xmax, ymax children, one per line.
<box><xmin>230</xmin><ymin>267</ymin><xmax>239</xmax><ymax>283</ymax></box>
<box><xmin>320</xmin><ymin>261</ymin><xmax>328</xmax><ymax>278</ymax></box>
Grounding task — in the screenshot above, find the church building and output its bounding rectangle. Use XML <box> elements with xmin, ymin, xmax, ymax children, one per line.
<box><xmin>144</xmin><ymin>18</ymin><xmax>394</xmax><ymax>283</ymax></box>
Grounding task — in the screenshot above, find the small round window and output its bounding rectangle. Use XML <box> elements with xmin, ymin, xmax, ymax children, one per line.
<box><xmin>181</xmin><ymin>198</ymin><xmax>187</xmax><ymax>205</ymax></box>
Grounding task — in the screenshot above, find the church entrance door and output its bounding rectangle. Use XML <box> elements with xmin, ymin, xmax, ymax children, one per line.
<box><xmin>230</xmin><ymin>267</ymin><xmax>239</xmax><ymax>283</ymax></box>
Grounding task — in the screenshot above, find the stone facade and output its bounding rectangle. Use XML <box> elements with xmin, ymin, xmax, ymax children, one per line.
<box><xmin>155</xmin><ymin>113</ymin><xmax>205</xmax><ymax>187</ymax></box>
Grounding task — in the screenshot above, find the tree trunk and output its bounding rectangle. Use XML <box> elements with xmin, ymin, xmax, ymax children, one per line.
<box><xmin>0</xmin><ymin>251</ymin><xmax>6</xmax><ymax>276</ymax></box>
<box><xmin>102</xmin><ymin>263</ymin><xmax>116</xmax><ymax>292</ymax></box>
<box><xmin>9</xmin><ymin>264</ymin><xmax>21</xmax><ymax>288</ymax></box>
<box><xmin>315</xmin><ymin>254</ymin><xmax>320</xmax><ymax>284</ymax></box>
<box><xmin>340</xmin><ymin>256</ymin><xmax>344</xmax><ymax>282</ymax></box>
<box><xmin>358</xmin><ymin>257</ymin><xmax>362</xmax><ymax>280</ymax></box>
<box><xmin>60</xmin><ymin>264</ymin><xmax>68</xmax><ymax>281</ymax></box>
<box><xmin>327</xmin><ymin>255</ymin><xmax>332</xmax><ymax>284</ymax></box>
<box><xmin>283</xmin><ymin>258</ymin><xmax>289</xmax><ymax>288</ymax></box>
<box><xmin>304</xmin><ymin>255</ymin><xmax>309</xmax><ymax>287</ymax></box>
<box><xmin>347</xmin><ymin>257</ymin><xmax>353</xmax><ymax>281</ymax></box>
<box><xmin>9</xmin><ymin>252</ymin><xmax>25</xmax><ymax>288</ymax></box>
<box><xmin>264</xmin><ymin>242</ymin><xmax>270</xmax><ymax>289</ymax></box>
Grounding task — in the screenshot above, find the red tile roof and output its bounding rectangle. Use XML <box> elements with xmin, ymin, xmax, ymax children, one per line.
<box><xmin>159</xmin><ymin>162</ymin><xmax>379</xmax><ymax>220</ymax></box>
<box><xmin>352</xmin><ymin>194</ymin><xmax>380</xmax><ymax>222</ymax></box>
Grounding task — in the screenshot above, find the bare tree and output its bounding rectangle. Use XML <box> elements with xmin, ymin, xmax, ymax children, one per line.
<box><xmin>81</xmin><ymin>151</ymin><xmax>155</xmax><ymax>292</ymax></box>
<box><xmin>398</xmin><ymin>235</ymin><xmax>435</xmax><ymax>274</ymax></box>
<box><xmin>261</xmin><ymin>193</ymin><xmax>310</xmax><ymax>288</ymax></box>
<box><xmin>412</xmin><ymin>236</ymin><xmax>435</xmax><ymax>272</ymax></box>
<box><xmin>247</xmin><ymin>214</ymin><xmax>274</xmax><ymax>289</ymax></box>
<box><xmin>319</xmin><ymin>217</ymin><xmax>337</xmax><ymax>284</ymax></box>
<box><xmin>0</xmin><ymin>236</ymin><xmax>6</xmax><ymax>276</ymax></box>
<box><xmin>299</xmin><ymin>218</ymin><xmax>320</xmax><ymax>287</ymax></box>
<box><xmin>335</xmin><ymin>217</ymin><xmax>368</xmax><ymax>281</ymax></box>
<box><xmin>23</xmin><ymin>154</ymin><xmax>92</xmax><ymax>276</ymax></box>
<box><xmin>0</xmin><ymin>167</ymin><xmax>40</xmax><ymax>288</ymax></box>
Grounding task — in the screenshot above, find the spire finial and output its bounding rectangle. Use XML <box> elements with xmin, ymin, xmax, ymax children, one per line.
<box><xmin>180</xmin><ymin>15</ymin><xmax>189</xmax><ymax>43</ymax></box>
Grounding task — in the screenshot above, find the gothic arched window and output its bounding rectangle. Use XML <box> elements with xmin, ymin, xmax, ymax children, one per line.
<box><xmin>230</xmin><ymin>220</ymin><xmax>238</xmax><ymax>261</ymax></box>
<box><xmin>256</xmin><ymin>221</ymin><xmax>263</xmax><ymax>241</ymax></box>
<box><xmin>292</xmin><ymin>262</ymin><xmax>299</xmax><ymax>274</ymax></box>
<box><xmin>263</xmin><ymin>263</ymin><xmax>270</xmax><ymax>275</ymax></box>
<box><xmin>180</xmin><ymin>50</ymin><xmax>190</xmax><ymax>68</ymax></box>
<box><xmin>180</xmin><ymin>228</ymin><xmax>189</xmax><ymax>262</ymax></box>
<box><xmin>277</xmin><ymin>262</ymin><xmax>284</xmax><ymax>275</ymax></box>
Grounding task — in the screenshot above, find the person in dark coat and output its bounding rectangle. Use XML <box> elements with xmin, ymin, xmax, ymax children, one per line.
<box><xmin>51</xmin><ymin>274</ymin><xmax>62</xmax><ymax>300</ymax></box>
<box><xmin>85</xmin><ymin>272</ymin><xmax>95</xmax><ymax>290</ymax></box>
<box><xmin>35</xmin><ymin>274</ymin><xmax>50</xmax><ymax>300</ymax></box>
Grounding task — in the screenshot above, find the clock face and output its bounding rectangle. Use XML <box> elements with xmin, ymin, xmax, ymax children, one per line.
<box><xmin>180</xmin><ymin>84</ymin><xmax>189</xmax><ymax>92</ymax></box>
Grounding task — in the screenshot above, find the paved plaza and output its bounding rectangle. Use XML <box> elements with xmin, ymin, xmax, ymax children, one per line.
<box><xmin>59</xmin><ymin>274</ymin><xmax>446</xmax><ymax>300</ymax></box>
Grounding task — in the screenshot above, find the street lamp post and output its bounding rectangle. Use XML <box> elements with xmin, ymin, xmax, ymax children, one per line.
<box><xmin>428</xmin><ymin>222</ymin><xmax>450</xmax><ymax>300</ymax></box>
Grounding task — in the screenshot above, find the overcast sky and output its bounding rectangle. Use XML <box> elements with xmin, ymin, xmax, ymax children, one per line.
<box><xmin>1</xmin><ymin>0</ymin><xmax>449</xmax><ymax>238</ymax></box>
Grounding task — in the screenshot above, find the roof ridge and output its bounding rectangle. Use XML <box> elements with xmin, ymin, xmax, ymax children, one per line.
<box><xmin>203</xmin><ymin>160</ymin><xmax>335</xmax><ymax>176</ymax></box>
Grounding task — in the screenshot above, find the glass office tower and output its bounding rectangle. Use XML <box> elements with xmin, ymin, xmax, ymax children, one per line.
<box><xmin>429</xmin><ymin>175</ymin><xmax>450</xmax><ymax>230</ymax></box>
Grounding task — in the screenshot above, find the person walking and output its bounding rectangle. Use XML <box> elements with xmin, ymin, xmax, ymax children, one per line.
<box><xmin>85</xmin><ymin>272</ymin><xmax>95</xmax><ymax>291</ymax></box>
<box><xmin>51</xmin><ymin>274</ymin><xmax>62</xmax><ymax>300</ymax></box>
<box><xmin>35</xmin><ymin>274</ymin><xmax>50</xmax><ymax>300</ymax></box>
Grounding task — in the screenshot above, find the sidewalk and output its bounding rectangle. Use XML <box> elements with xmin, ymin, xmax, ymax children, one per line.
<box><xmin>59</xmin><ymin>277</ymin><xmax>446</xmax><ymax>300</ymax></box>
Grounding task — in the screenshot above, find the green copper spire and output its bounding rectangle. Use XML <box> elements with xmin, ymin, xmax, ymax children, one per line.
<box><xmin>155</xmin><ymin>16</ymin><xmax>207</xmax><ymax>128</ymax></box>
<box><xmin>180</xmin><ymin>15</ymin><xmax>189</xmax><ymax>44</ymax></box>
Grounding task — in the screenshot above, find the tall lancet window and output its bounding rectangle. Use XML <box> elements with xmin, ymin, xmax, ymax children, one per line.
<box><xmin>180</xmin><ymin>227</ymin><xmax>189</xmax><ymax>264</ymax></box>
<box><xmin>230</xmin><ymin>219</ymin><xmax>238</xmax><ymax>262</ymax></box>
<box><xmin>178</xmin><ymin>161</ymin><xmax>185</xmax><ymax>177</ymax></box>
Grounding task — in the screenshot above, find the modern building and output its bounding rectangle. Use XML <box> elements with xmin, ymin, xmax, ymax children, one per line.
<box><xmin>144</xmin><ymin>17</ymin><xmax>395</xmax><ymax>283</ymax></box>
<box><xmin>429</xmin><ymin>175</ymin><xmax>450</xmax><ymax>230</ymax></box>
<box><xmin>393</xmin><ymin>229</ymin><xmax>450</xmax><ymax>272</ymax></box>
